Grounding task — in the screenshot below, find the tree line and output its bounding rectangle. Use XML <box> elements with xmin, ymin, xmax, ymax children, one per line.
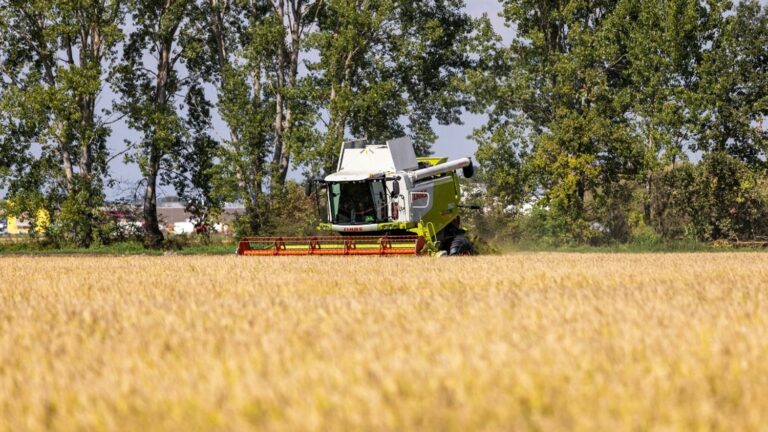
<box><xmin>470</xmin><ymin>0</ymin><xmax>768</xmax><ymax>245</ymax></box>
<box><xmin>0</xmin><ymin>0</ymin><xmax>766</xmax><ymax>248</ymax></box>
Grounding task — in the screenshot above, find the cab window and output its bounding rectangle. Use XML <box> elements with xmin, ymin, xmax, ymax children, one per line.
<box><xmin>329</xmin><ymin>180</ymin><xmax>386</xmax><ymax>224</ymax></box>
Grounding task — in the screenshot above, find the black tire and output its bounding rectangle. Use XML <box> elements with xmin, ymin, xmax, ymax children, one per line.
<box><xmin>448</xmin><ymin>234</ymin><xmax>473</xmax><ymax>256</ymax></box>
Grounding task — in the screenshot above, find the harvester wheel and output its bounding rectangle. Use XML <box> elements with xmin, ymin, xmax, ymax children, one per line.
<box><xmin>448</xmin><ymin>235</ymin><xmax>473</xmax><ymax>256</ymax></box>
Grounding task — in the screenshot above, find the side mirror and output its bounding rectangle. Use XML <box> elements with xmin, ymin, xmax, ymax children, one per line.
<box><xmin>304</xmin><ymin>180</ymin><xmax>314</xmax><ymax>197</ymax></box>
<box><xmin>390</xmin><ymin>180</ymin><xmax>400</xmax><ymax>198</ymax></box>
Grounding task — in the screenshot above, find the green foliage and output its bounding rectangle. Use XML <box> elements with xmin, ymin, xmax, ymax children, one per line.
<box><xmin>3</xmin><ymin>0</ymin><xmax>767</xmax><ymax>251</ymax></box>
<box><xmin>693</xmin><ymin>0</ymin><xmax>768</xmax><ymax>165</ymax></box>
<box><xmin>0</xmin><ymin>0</ymin><xmax>124</xmax><ymax>247</ymax></box>
<box><xmin>472</xmin><ymin>125</ymin><xmax>531</xmax><ymax>207</ymax></box>
<box><xmin>628</xmin><ymin>223</ymin><xmax>665</xmax><ymax>250</ymax></box>
<box><xmin>114</xmin><ymin>0</ymin><xmax>209</xmax><ymax>248</ymax></box>
<box><xmin>233</xmin><ymin>181</ymin><xmax>320</xmax><ymax>239</ymax></box>
<box><xmin>472</xmin><ymin>0</ymin><xmax>768</xmax><ymax>245</ymax></box>
<box><xmin>593</xmin><ymin>181</ymin><xmax>636</xmax><ymax>243</ymax></box>
<box><xmin>163</xmin><ymin>84</ymin><xmax>223</xmax><ymax>240</ymax></box>
<box><xmin>652</xmin><ymin>154</ymin><xmax>768</xmax><ymax>241</ymax></box>
<box><xmin>305</xmin><ymin>0</ymin><xmax>476</xmax><ymax>172</ymax></box>
<box><xmin>54</xmin><ymin>177</ymin><xmax>107</xmax><ymax>247</ymax></box>
<box><xmin>189</xmin><ymin>0</ymin><xmax>324</xmax><ymax>234</ymax></box>
<box><xmin>469</xmin><ymin>0</ymin><xmax>647</xmax><ymax>242</ymax></box>
<box><xmin>262</xmin><ymin>182</ymin><xmax>322</xmax><ymax>236</ymax></box>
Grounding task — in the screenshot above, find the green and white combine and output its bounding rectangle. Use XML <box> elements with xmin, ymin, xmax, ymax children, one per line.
<box><xmin>237</xmin><ymin>137</ymin><xmax>475</xmax><ymax>256</ymax></box>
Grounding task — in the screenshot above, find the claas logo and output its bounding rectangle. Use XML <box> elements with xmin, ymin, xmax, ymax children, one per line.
<box><xmin>411</xmin><ymin>192</ymin><xmax>429</xmax><ymax>203</ymax></box>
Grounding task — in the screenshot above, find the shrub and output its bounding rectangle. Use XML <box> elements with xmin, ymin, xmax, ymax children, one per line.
<box><xmin>651</xmin><ymin>154</ymin><xmax>768</xmax><ymax>241</ymax></box>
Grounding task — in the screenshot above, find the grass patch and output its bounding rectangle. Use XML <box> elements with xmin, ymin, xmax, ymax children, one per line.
<box><xmin>1</xmin><ymin>236</ymin><xmax>763</xmax><ymax>256</ymax></box>
<box><xmin>497</xmin><ymin>239</ymin><xmax>717</xmax><ymax>253</ymax></box>
<box><xmin>0</xmin><ymin>238</ymin><xmax>237</xmax><ymax>256</ymax></box>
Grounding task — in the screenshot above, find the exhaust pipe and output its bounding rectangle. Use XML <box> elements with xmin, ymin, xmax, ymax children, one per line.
<box><xmin>411</xmin><ymin>157</ymin><xmax>472</xmax><ymax>181</ymax></box>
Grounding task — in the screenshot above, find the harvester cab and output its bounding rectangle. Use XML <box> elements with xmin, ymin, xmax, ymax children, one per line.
<box><xmin>237</xmin><ymin>137</ymin><xmax>476</xmax><ymax>256</ymax></box>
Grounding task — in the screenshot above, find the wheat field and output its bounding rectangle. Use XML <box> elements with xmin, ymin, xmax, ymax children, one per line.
<box><xmin>1</xmin><ymin>253</ymin><xmax>767</xmax><ymax>431</ymax></box>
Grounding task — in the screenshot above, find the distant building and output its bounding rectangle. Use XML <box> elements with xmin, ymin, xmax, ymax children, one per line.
<box><xmin>7</xmin><ymin>215</ymin><xmax>30</xmax><ymax>235</ymax></box>
<box><xmin>156</xmin><ymin>200</ymin><xmax>245</xmax><ymax>235</ymax></box>
<box><xmin>0</xmin><ymin>200</ymin><xmax>49</xmax><ymax>235</ymax></box>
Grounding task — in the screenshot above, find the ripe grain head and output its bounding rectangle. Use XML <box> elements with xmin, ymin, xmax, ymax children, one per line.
<box><xmin>1</xmin><ymin>253</ymin><xmax>766</xmax><ymax>431</ymax></box>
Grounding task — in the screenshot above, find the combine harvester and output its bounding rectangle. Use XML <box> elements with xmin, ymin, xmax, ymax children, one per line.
<box><xmin>237</xmin><ymin>137</ymin><xmax>476</xmax><ymax>256</ymax></box>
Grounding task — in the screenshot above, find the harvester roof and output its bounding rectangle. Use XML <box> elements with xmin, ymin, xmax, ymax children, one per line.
<box><xmin>325</xmin><ymin>137</ymin><xmax>418</xmax><ymax>182</ymax></box>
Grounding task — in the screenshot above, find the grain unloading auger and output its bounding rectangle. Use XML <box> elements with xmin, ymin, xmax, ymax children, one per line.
<box><xmin>237</xmin><ymin>137</ymin><xmax>476</xmax><ymax>256</ymax></box>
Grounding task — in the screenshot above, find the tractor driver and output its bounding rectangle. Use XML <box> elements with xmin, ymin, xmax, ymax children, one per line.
<box><xmin>335</xmin><ymin>184</ymin><xmax>376</xmax><ymax>223</ymax></box>
<box><xmin>336</xmin><ymin>200</ymin><xmax>354</xmax><ymax>223</ymax></box>
<box><xmin>352</xmin><ymin>201</ymin><xmax>375</xmax><ymax>223</ymax></box>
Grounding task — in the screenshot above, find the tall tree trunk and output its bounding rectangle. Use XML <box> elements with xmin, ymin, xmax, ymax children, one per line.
<box><xmin>270</xmin><ymin>0</ymin><xmax>305</xmax><ymax>188</ymax></box>
<box><xmin>141</xmin><ymin>19</ymin><xmax>175</xmax><ymax>248</ymax></box>
<box><xmin>644</xmin><ymin>130</ymin><xmax>655</xmax><ymax>225</ymax></box>
<box><xmin>644</xmin><ymin>173</ymin><xmax>653</xmax><ymax>224</ymax></box>
<box><xmin>210</xmin><ymin>0</ymin><xmax>228</xmax><ymax>67</ymax></box>
<box><xmin>209</xmin><ymin>0</ymin><xmax>264</xmax><ymax>234</ymax></box>
<box><xmin>57</xmin><ymin>121</ymin><xmax>76</xmax><ymax>195</ymax></box>
<box><xmin>324</xmin><ymin>110</ymin><xmax>347</xmax><ymax>174</ymax></box>
<box><xmin>245</xmin><ymin>155</ymin><xmax>264</xmax><ymax>233</ymax></box>
<box><xmin>272</xmin><ymin>87</ymin><xmax>286</xmax><ymax>186</ymax></box>
<box><xmin>143</xmin><ymin>147</ymin><xmax>164</xmax><ymax>247</ymax></box>
<box><xmin>576</xmin><ymin>175</ymin><xmax>586</xmax><ymax>218</ymax></box>
<box><xmin>278</xmin><ymin>5</ymin><xmax>301</xmax><ymax>183</ymax></box>
<box><xmin>271</xmin><ymin>0</ymin><xmax>288</xmax><ymax>188</ymax></box>
<box><xmin>75</xmin><ymin>91</ymin><xmax>98</xmax><ymax>247</ymax></box>
<box><xmin>322</xmin><ymin>48</ymin><xmax>356</xmax><ymax>173</ymax></box>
